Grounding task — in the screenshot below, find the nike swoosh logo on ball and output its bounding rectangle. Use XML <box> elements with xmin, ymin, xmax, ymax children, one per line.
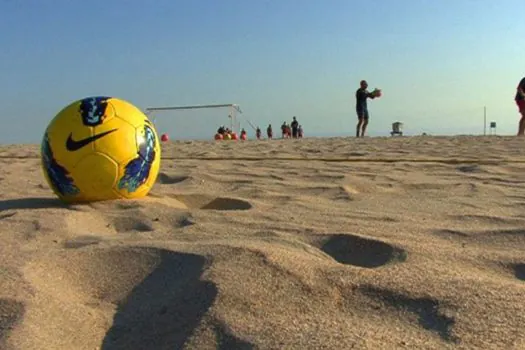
<box><xmin>66</xmin><ymin>129</ymin><xmax>118</xmax><ymax>151</ymax></box>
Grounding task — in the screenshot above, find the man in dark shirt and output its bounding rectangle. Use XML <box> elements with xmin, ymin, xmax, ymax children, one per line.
<box><xmin>355</xmin><ymin>80</ymin><xmax>376</xmax><ymax>137</ymax></box>
<box><xmin>291</xmin><ymin>116</ymin><xmax>299</xmax><ymax>138</ymax></box>
<box><xmin>516</xmin><ymin>77</ymin><xmax>525</xmax><ymax>136</ymax></box>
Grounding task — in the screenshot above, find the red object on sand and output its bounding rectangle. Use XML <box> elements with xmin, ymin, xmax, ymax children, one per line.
<box><xmin>231</xmin><ymin>132</ymin><xmax>238</xmax><ymax>140</ymax></box>
<box><xmin>161</xmin><ymin>133</ymin><xmax>169</xmax><ymax>142</ymax></box>
<box><xmin>215</xmin><ymin>133</ymin><xmax>223</xmax><ymax>140</ymax></box>
<box><xmin>241</xmin><ymin>133</ymin><xmax>247</xmax><ymax>140</ymax></box>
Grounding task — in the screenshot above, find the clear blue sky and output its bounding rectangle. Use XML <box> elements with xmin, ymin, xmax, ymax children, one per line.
<box><xmin>1</xmin><ymin>0</ymin><xmax>524</xmax><ymax>143</ymax></box>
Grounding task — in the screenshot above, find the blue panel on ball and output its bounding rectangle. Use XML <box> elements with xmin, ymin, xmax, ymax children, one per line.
<box><xmin>41</xmin><ymin>133</ymin><xmax>79</xmax><ymax>196</ymax></box>
<box><xmin>78</xmin><ymin>96</ymin><xmax>111</xmax><ymax>126</ymax></box>
<box><xmin>117</xmin><ymin>125</ymin><xmax>157</xmax><ymax>193</ymax></box>
<box><xmin>138</xmin><ymin>124</ymin><xmax>157</xmax><ymax>163</ymax></box>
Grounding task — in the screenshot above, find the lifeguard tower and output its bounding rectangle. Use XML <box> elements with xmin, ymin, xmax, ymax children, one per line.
<box><xmin>489</xmin><ymin>121</ymin><xmax>497</xmax><ymax>135</ymax></box>
<box><xmin>391</xmin><ymin>122</ymin><xmax>403</xmax><ymax>136</ymax></box>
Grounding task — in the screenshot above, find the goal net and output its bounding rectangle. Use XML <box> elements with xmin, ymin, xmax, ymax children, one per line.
<box><xmin>144</xmin><ymin>104</ymin><xmax>243</xmax><ymax>141</ymax></box>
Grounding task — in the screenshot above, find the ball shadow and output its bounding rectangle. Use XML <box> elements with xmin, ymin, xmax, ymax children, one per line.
<box><xmin>0</xmin><ymin>197</ymin><xmax>68</xmax><ymax>211</ymax></box>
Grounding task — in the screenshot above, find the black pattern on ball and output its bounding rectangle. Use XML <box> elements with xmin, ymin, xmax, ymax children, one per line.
<box><xmin>78</xmin><ymin>96</ymin><xmax>111</xmax><ymax>126</ymax></box>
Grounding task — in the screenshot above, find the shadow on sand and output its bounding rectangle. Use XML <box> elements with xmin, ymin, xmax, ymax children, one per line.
<box><xmin>0</xmin><ymin>298</ymin><xmax>25</xmax><ymax>348</ymax></box>
<box><xmin>513</xmin><ymin>263</ymin><xmax>525</xmax><ymax>281</ymax></box>
<box><xmin>101</xmin><ymin>250</ymin><xmax>218</xmax><ymax>350</ymax></box>
<box><xmin>0</xmin><ymin>197</ymin><xmax>68</xmax><ymax>211</ymax></box>
<box><xmin>358</xmin><ymin>285</ymin><xmax>458</xmax><ymax>343</ymax></box>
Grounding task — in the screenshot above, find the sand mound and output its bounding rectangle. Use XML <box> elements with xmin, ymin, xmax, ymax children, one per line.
<box><xmin>2</xmin><ymin>136</ymin><xmax>525</xmax><ymax>348</ymax></box>
<box><xmin>99</xmin><ymin>248</ymin><xmax>217</xmax><ymax>349</ymax></box>
<box><xmin>20</xmin><ymin>246</ymin><xmax>216</xmax><ymax>349</ymax></box>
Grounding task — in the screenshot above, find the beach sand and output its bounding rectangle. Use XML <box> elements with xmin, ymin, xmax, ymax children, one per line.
<box><xmin>1</xmin><ymin>135</ymin><xmax>525</xmax><ymax>349</ymax></box>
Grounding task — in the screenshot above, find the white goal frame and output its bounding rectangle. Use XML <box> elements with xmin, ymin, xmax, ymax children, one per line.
<box><xmin>144</xmin><ymin>103</ymin><xmax>243</xmax><ymax>135</ymax></box>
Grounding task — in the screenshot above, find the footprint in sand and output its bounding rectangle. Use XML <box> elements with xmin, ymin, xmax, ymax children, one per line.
<box><xmin>64</xmin><ymin>235</ymin><xmax>103</xmax><ymax>249</ymax></box>
<box><xmin>449</xmin><ymin>214</ymin><xmax>522</xmax><ymax>226</ymax></box>
<box><xmin>170</xmin><ymin>194</ymin><xmax>252</xmax><ymax>211</ymax></box>
<box><xmin>0</xmin><ymin>212</ymin><xmax>16</xmax><ymax>220</ymax></box>
<box><xmin>310</xmin><ymin>233</ymin><xmax>407</xmax><ymax>268</ymax></box>
<box><xmin>79</xmin><ymin>198</ymin><xmax>196</xmax><ymax>234</ymax></box>
<box><xmin>107</xmin><ymin>208</ymin><xmax>193</xmax><ymax>232</ymax></box>
<box><xmin>432</xmin><ymin>228</ymin><xmax>525</xmax><ymax>246</ymax></box>
<box><xmin>456</xmin><ymin>165</ymin><xmax>482</xmax><ymax>173</ymax></box>
<box><xmin>110</xmin><ymin>216</ymin><xmax>154</xmax><ymax>233</ymax></box>
<box><xmin>156</xmin><ymin>173</ymin><xmax>190</xmax><ymax>185</ymax></box>
<box><xmin>0</xmin><ymin>197</ymin><xmax>197</xmax><ymax>249</ymax></box>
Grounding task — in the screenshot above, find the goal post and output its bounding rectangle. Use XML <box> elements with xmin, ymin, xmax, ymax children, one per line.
<box><xmin>144</xmin><ymin>103</ymin><xmax>243</xmax><ymax>139</ymax></box>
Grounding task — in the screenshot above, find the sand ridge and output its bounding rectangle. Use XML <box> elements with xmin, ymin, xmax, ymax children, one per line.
<box><xmin>1</xmin><ymin>135</ymin><xmax>525</xmax><ymax>349</ymax></box>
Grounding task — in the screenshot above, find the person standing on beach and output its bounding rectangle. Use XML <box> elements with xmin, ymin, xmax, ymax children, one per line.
<box><xmin>355</xmin><ymin>80</ymin><xmax>377</xmax><ymax>137</ymax></box>
<box><xmin>291</xmin><ymin>116</ymin><xmax>299</xmax><ymax>138</ymax></box>
<box><xmin>516</xmin><ymin>77</ymin><xmax>525</xmax><ymax>136</ymax></box>
<box><xmin>281</xmin><ymin>122</ymin><xmax>288</xmax><ymax>138</ymax></box>
<box><xmin>267</xmin><ymin>124</ymin><xmax>273</xmax><ymax>139</ymax></box>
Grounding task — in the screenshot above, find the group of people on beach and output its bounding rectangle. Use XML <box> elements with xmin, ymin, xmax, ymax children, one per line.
<box><xmin>255</xmin><ymin>117</ymin><xmax>303</xmax><ymax>140</ymax></box>
<box><xmin>217</xmin><ymin>116</ymin><xmax>304</xmax><ymax>141</ymax></box>
<box><xmin>217</xmin><ymin>77</ymin><xmax>525</xmax><ymax>140</ymax></box>
<box><xmin>280</xmin><ymin>117</ymin><xmax>303</xmax><ymax>139</ymax></box>
<box><xmin>216</xmin><ymin>126</ymin><xmax>249</xmax><ymax>140</ymax></box>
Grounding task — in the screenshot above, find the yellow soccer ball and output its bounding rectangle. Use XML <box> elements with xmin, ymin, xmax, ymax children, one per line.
<box><xmin>41</xmin><ymin>96</ymin><xmax>161</xmax><ymax>203</ymax></box>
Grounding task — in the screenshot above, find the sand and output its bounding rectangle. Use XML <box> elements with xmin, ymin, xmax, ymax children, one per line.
<box><xmin>1</xmin><ymin>135</ymin><xmax>525</xmax><ymax>349</ymax></box>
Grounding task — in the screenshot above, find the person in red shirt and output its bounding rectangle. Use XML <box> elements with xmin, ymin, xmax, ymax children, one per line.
<box><xmin>516</xmin><ymin>77</ymin><xmax>525</xmax><ymax>136</ymax></box>
<box><xmin>281</xmin><ymin>122</ymin><xmax>287</xmax><ymax>138</ymax></box>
